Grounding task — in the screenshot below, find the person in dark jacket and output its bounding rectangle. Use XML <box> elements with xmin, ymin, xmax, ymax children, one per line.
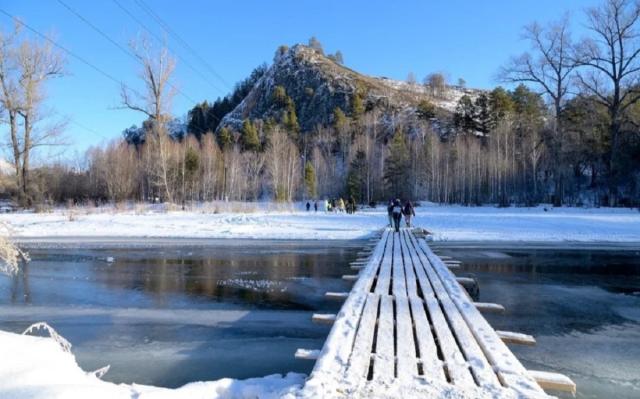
<box><xmin>391</xmin><ymin>199</ymin><xmax>403</xmax><ymax>232</ymax></box>
<box><xmin>306</xmin><ymin>201</ymin><xmax>311</xmax><ymax>211</ymax></box>
<box><xmin>314</xmin><ymin>201</ymin><xmax>318</xmax><ymax>212</ymax></box>
<box><xmin>403</xmin><ymin>201</ymin><xmax>416</xmax><ymax>227</ymax></box>
<box><xmin>387</xmin><ymin>200</ymin><xmax>394</xmax><ymax>228</ymax></box>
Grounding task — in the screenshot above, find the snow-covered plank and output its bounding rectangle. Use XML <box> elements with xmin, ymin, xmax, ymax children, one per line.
<box><xmin>412</xmin><ymin>232</ymin><xmax>548</xmax><ymax>397</ymax></box>
<box><xmin>399</xmin><ymin>230</ymin><xmax>418</xmax><ymax>296</ymax></box>
<box><xmin>408</xmin><ymin>296</ymin><xmax>446</xmax><ymax>382</ymax></box>
<box><xmin>406</xmin><ymin>233</ymin><xmax>494</xmax><ymax>388</ymax></box>
<box><xmin>312</xmin><ymin>313</ymin><xmax>337</xmax><ymax>325</ymax></box>
<box><xmin>342</xmin><ymin>274</ymin><xmax>359</xmax><ymax>281</ymax></box>
<box><xmin>346</xmin><ymin>293</ymin><xmax>380</xmax><ymax>381</ymax></box>
<box><xmin>439</xmin><ymin>296</ymin><xmax>502</xmax><ymax>389</ymax></box>
<box><xmin>373</xmin><ymin>294</ymin><xmax>395</xmax><ymax>381</ymax></box>
<box><xmin>295</xmin><ymin>348</ymin><xmax>320</xmax><ymax>360</ymax></box>
<box><xmin>474</xmin><ymin>302</ymin><xmax>505</xmax><ymax>313</ymax></box>
<box><xmin>325</xmin><ymin>291</ymin><xmax>349</xmax><ymax>301</ymax></box>
<box><xmin>423</xmin><ymin>295</ymin><xmax>475</xmax><ymax>387</ymax></box>
<box><xmin>373</xmin><ymin>233</ymin><xmax>394</xmax><ymax>295</ymax></box>
<box><xmin>528</xmin><ymin>370</ymin><xmax>576</xmax><ymax>395</ymax></box>
<box><xmin>392</xmin><ymin>235</ymin><xmax>418</xmax><ymax>379</ymax></box>
<box><xmin>303</xmin><ymin>230</ymin><xmax>391</xmax><ymax>395</ymax></box>
<box><xmin>496</xmin><ymin>330</ymin><xmax>536</xmax><ymax>346</ymax></box>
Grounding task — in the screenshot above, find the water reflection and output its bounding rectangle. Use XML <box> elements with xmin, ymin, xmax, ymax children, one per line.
<box><xmin>0</xmin><ymin>241</ymin><xmax>359</xmax><ymax>388</ymax></box>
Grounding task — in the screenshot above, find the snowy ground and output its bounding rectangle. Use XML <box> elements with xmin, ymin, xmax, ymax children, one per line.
<box><xmin>0</xmin><ymin>329</ymin><xmax>304</xmax><ymax>399</ymax></box>
<box><xmin>1</xmin><ymin>204</ymin><xmax>640</xmax><ymax>242</ymax></box>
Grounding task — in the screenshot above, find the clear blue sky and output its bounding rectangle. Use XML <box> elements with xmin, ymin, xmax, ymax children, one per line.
<box><xmin>1</xmin><ymin>0</ymin><xmax>599</xmax><ymax>157</ymax></box>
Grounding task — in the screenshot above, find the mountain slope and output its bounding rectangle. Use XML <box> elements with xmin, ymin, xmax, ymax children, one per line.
<box><xmin>218</xmin><ymin>44</ymin><xmax>482</xmax><ymax>133</ymax></box>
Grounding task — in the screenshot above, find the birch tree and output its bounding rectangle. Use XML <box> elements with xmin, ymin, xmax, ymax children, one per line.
<box><xmin>121</xmin><ymin>36</ymin><xmax>176</xmax><ymax>203</ymax></box>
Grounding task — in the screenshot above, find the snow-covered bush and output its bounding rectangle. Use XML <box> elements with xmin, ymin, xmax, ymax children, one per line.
<box><xmin>0</xmin><ymin>222</ymin><xmax>28</xmax><ymax>276</ymax></box>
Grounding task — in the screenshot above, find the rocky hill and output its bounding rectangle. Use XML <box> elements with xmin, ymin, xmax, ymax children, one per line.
<box><xmin>218</xmin><ymin>44</ymin><xmax>483</xmax><ymax>134</ymax></box>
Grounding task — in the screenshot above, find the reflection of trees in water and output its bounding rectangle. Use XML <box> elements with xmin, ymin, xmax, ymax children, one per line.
<box><xmin>96</xmin><ymin>248</ymin><xmax>355</xmax><ymax>307</ymax></box>
<box><xmin>10</xmin><ymin>262</ymin><xmax>31</xmax><ymax>304</ymax></box>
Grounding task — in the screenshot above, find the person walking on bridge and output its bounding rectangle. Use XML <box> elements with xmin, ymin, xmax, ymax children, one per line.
<box><xmin>387</xmin><ymin>200</ymin><xmax>394</xmax><ymax>228</ymax></box>
<box><xmin>403</xmin><ymin>201</ymin><xmax>415</xmax><ymax>227</ymax></box>
<box><xmin>391</xmin><ymin>199</ymin><xmax>403</xmax><ymax>232</ymax></box>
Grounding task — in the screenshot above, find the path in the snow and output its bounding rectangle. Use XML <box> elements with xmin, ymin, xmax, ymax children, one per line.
<box><xmin>297</xmin><ymin>228</ymin><xmax>576</xmax><ymax>398</ymax></box>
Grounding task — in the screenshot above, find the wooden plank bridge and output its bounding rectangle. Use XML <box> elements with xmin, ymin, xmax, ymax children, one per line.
<box><xmin>297</xmin><ymin>228</ymin><xmax>575</xmax><ymax>398</ymax></box>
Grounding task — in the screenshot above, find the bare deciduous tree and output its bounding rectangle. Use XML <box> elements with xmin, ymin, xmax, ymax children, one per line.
<box><xmin>121</xmin><ymin>36</ymin><xmax>176</xmax><ymax>203</ymax></box>
<box><xmin>500</xmin><ymin>16</ymin><xmax>576</xmax><ymax>204</ymax></box>
<box><xmin>573</xmin><ymin>0</ymin><xmax>640</xmax><ymax>202</ymax></box>
<box><xmin>0</xmin><ymin>23</ymin><xmax>65</xmax><ymax>204</ymax></box>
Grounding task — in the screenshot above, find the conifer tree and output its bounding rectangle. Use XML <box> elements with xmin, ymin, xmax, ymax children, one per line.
<box><xmin>241</xmin><ymin>119</ymin><xmax>260</xmax><ymax>151</ymax></box>
<box><xmin>217</xmin><ymin>126</ymin><xmax>233</xmax><ymax>150</ymax></box>
<box><xmin>384</xmin><ymin>129</ymin><xmax>410</xmax><ymax>198</ymax></box>
<box><xmin>352</xmin><ymin>93</ymin><xmax>365</xmax><ymax>120</ymax></box>
<box><xmin>304</xmin><ymin>162</ymin><xmax>317</xmax><ymax>198</ymax></box>
<box><xmin>346</xmin><ymin>150</ymin><xmax>367</xmax><ymax>202</ymax></box>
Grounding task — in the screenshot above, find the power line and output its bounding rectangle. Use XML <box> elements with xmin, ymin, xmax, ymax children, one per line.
<box><xmin>133</xmin><ymin>0</ymin><xmax>232</xmax><ymax>90</ymax></box>
<box><xmin>0</xmin><ymin>8</ymin><xmax>137</xmax><ymax>96</ymax></box>
<box><xmin>111</xmin><ymin>0</ymin><xmax>226</xmax><ymax>95</ymax></box>
<box><xmin>55</xmin><ymin>0</ymin><xmax>198</xmax><ymax>106</ymax></box>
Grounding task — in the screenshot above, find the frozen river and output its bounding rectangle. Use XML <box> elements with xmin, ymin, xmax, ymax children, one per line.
<box><xmin>0</xmin><ymin>240</ymin><xmax>639</xmax><ymax>398</ymax></box>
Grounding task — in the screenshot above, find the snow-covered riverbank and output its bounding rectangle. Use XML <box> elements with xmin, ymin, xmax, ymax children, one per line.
<box><xmin>2</xmin><ymin>204</ymin><xmax>640</xmax><ymax>242</ymax></box>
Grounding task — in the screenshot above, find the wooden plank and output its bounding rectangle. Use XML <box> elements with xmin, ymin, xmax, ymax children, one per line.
<box><xmin>423</xmin><ymin>295</ymin><xmax>475</xmax><ymax>387</ymax></box>
<box><xmin>312</xmin><ymin>313</ymin><xmax>337</xmax><ymax>325</ymax></box>
<box><xmin>408</xmin><ymin>296</ymin><xmax>447</xmax><ymax>382</ymax></box>
<box><xmin>342</xmin><ymin>274</ymin><xmax>359</xmax><ymax>281</ymax></box>
<box><xmin>392</xmin><ymin>233</ymin><xmax>418</xmax><ymax>379</ymax></box>
<box><xmin>325</xmin><ymin>292</ymin><xmax>349</xmax><ymax>301</ymax></box>
<box><xmin>406</xmin><ymin>233</ymin><xmax>499</xmax><ymax>388</ymax></box>
<box><xmin>439</xmin><ymin>296</ymin><xmax>502</xmax><ymax>388</ymax></box>
<box><xmin>373</xmin><ymin>294</ymin><xmax>395</xmax><ymax>381</ymax></box>
<box><xmin>303</xmin><ymin>230</ymin><xmax>391</xmax><ymax>394</ymax></box>
<box><xmin>407</xmin><ymin>238</ymin><xmax>473</xmax><ymax>385</ymax></box>
<box><xmin>346</xmin><ymin>293</ymin><xmax>380</xmax><ymax>381</ymax></box>
<box><xmin>373</xmin><ymin>233</ymin><xmax>394</xmax><ymax>295</ymax></box>
<box><xmin>412</xmin><ymin>232</ymin><xmax>548</xmax><ymax>397</ymax></box>
<box><xmin>528</xmin><ymin>370</ymin><xmax>576</xmax><ymax>395</ymax></box>
<box><xmin>496</xmin><ymin>330</ymin><xmax>536</xmax><ymax>346</ymax></box>
<box><xmin>399</xmin><ymin>230</ymin><xmax>418</xmax><ymax>297</ymax></box>
<box><xmin>474</xmin><ymin>302</ymin><xmax>505</xmax><ymax>313</ymax></box>
<box><xmin>295</xmin><ymin>348</ymin><xmax>320</xmax><ymax>360</ymax></box>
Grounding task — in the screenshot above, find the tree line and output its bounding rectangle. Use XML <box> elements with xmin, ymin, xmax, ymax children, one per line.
<box><xmin>1</xmin><ymin>0</ymin><xmax>640</xmax><ymax>208</ymax></box>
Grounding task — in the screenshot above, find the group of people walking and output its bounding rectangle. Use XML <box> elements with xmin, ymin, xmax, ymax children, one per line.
<box><xmin>387</xmin><ymin>199</ymin><xmax>415</xmax><ymax>232</ymax></box>
<box><xmin>305</xmin><ymin>197</ymin><xmax>357</xmax><ymax>214</ymax></box>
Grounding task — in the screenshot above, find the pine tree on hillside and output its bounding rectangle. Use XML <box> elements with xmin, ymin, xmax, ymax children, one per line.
<box><xmin>416</xmin><ymin>99</ymin><xmax>436</xmax><ymax>120</ymax></box>
<box><xmin>475</xmin><ymin>93</ymin><xmax>492</xmax><ymax>135</ymax></box>
<box><xmin>352</xmin><ymin>92</ymin><xmax>365</xmax><ymax>120</ymax></box>
<box><xmin>283</xmin><ymin>102</ymin><xmax>300</xmax><ymax>138</ymax></box>
<box><xmin>218</xmin><ymin>126</ymin><xmax>233</xmax><ymax>150</ymax></box>
<box><xmin>346</xmin><ymin>150</ymin><xmax>367</xmax><ymax>202</ymax></box>
<box><xmin>489</xmin><ymin>87</ymin><xmax>514</xmax><ymax>126</ymax></box>
<box><xmin>304</xmin><ymin>162</ymin><xmax>317</xmax><ymax>198</ymax></box>
<box><xmin>241</xmin><ymin>119</ymin><xmax>260</xmax><ymax>151</ymax></box>
<box><xmin>453</xmin><ymin>95</ymin><xmax>476</xmax><ymax>133</ymax></box>
<box><xmin>334</xmin><ymin>50</ymin><xmax>344</xmax><ymax>64</ymax></box>
<box><xmin>308</xmin><ymin>36</ymin><xmax>324</xmax><ymax>55</ymax></box>
<box><xmin>384</xmin><ymin>129</ymin><xmax>410</xmax><ymax>198</ymax></box>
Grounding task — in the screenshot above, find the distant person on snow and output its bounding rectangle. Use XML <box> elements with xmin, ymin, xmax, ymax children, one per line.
<box><xmin>306</xmin><ymin>201</ymin><xmax>311</xmax><ymax>211</ymax></box>
<box><xmin>338</xmin><ymin>198</ymin><xmax>345</xmax><ymax>213</ymax></box>
<box><xmin>314</xmin><ymin>201</ymin><xmax>318</xmax><ymax>212</ymax></box>
<box><xmin>392</xmin><ymin>199</ymin><xmax>403</xmax><ymax>232</ymax></box>
<box><xmin>387</xmin><ymin>200</ymin><xmax>394</xmax><ymax>228</ymax></box>
<box><xmin>403</xmin><ymin>201</ymin><xmax>416</xmax><ymax>227</ymax></box>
